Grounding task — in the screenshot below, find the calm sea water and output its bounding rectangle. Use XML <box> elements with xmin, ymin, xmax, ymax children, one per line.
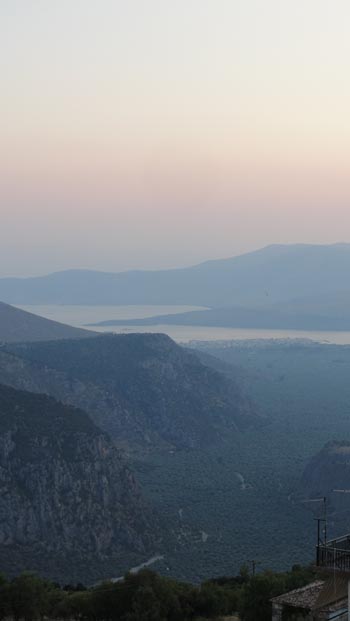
<box><xmin>17</xmin><ymin>304</ymin><xmax>350</xmax><ymax>345</ymax></box>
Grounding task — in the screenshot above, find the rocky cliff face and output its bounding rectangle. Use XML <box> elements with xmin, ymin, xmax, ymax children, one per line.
<box><xmin>298</xmin><ymin>442</ymin><xmax>350</xmax><ymax>535</ymax></box>
<box><xmin>0</xmin><ymin>384</ymin><xmax>156</xmax><ymax>583</ymax></box>
<box><xmin>1</xmin><ymin>334</ymin><xmax>258</xmax><ymax>450</ymax></box>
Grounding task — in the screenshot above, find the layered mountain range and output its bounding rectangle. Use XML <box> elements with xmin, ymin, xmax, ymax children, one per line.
<box><xmin>2</xmin><ymin>244</ymin><xmax>350</xmax><ymax>309</ymax></box>
<box><xmin>1</xmin><ymin>332</ymin><xmax>257</xmax><ymax>450</ymax></box>
<box><xmin>3</xmin><ymin>244</ymin><xmax>350</xmax><ymax>331</ymax></box>
<box><xmin>0</xmin><ymin>303</ymin><xmax>258</xmax><ymax>581</ymax></box>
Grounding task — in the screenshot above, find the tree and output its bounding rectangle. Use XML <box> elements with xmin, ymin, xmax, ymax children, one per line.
<box><xmin>239</xmin><ymin>572</ymin><xmax>286</xmax><ymax>621</ymax></box>
<box><xmin>0</xmin><ymin>574</ymin><xmax>9</xmax><ymax>620</ymax></box>
<box><xmin>8</xmin><ymin>573</ymin><xmax>52</xmax><ymax>621</ymax></box>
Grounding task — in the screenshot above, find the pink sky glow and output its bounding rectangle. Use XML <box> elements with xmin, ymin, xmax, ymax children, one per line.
<box><xmin>1</xmin><ymin>1</ymin><xmax>350</xmax><ymax>276</ymax></box>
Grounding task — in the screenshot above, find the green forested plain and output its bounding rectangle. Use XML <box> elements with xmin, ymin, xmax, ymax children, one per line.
<box><xmin>132</xmin><ymin>340</ymin><xmax>350</xmax><ymax>582</ymax></box>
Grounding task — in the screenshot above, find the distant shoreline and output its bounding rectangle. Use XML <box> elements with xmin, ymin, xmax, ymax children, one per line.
<box><xmin>14</xmin><ymin>304</ymin><xmax>350</xmax><ymax>345</ymax></box>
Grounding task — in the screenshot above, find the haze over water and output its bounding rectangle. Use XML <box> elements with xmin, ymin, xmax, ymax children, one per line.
<box><xmin>17</xmin><ymin>305</ymin><xmax>350</xmax><ymax>345</ymax></box>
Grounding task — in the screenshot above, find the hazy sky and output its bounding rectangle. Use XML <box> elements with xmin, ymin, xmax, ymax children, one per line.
<box><xmin>1</xmin><ymin>1</ymin><xmax>350</xmax><ymax>276</ymax></box>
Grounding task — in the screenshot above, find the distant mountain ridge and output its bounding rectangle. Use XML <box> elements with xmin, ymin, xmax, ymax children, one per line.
<box><xmin>93</xmin><ymin>297</ymin><xmax>350</xmax><ymax>331</ymax></box>
<box><xmin>0</xmin><ymin>301</ymin><xmax>95</xmax><ymax>342</ymax></box>
<box><xmin>91</xmin><ymin>307</ymin><xmax>350</xmax><ymax>331</ymax></box>
<box><xmin>2</xmin><ymin>243</ymin><xmax>350</xmax><ymax>307</ymax></box>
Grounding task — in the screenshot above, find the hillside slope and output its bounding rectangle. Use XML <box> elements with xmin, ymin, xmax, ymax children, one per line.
<box><xmin>1</xmin><ymin>333</ymin><xmax>258</xmax><ymax>450</ymax></box>
<box><xmin>0</xmin><ymin>301</ymin><xmax>95</xmax><ymax>342</ymax></box>
<box><xmin>0</xmin><ymin>384</ymin><xmax>156</xmax><ymax>582</ymax></box>
<box><xmin>298</xmin><ymin>442</ymin><xmax>350</xmax><ymax>533</ymax></box>
<box><xmin>2</xmin><ymin>243</ymin><xmax>350</xmax><ymax>307</ymax></box>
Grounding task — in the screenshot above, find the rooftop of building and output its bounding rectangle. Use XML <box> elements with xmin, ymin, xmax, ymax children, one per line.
<box><xmin>271</xmin><ymin>581</ymin><xmax>325</xmax><ymax>610</ymax></box>
<box><xmin>272</xmin><ymin>575</ymin><xmax>348</xmax><ymax>613</ymax></box>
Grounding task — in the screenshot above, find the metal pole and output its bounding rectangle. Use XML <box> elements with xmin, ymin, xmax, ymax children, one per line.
<box><xmin>248</xmin><ymin>560</ymin><xmax>260</xmax><ymax>576</ymax></box>
<box><xmin>316</xmin><ymin>518</ymin><xmax>320</xmax><ymax>565</ymax></box>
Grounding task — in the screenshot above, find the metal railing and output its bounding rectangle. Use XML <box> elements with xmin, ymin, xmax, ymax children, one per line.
<box><xmin>317</xmin><ymin>534</ymin><xmax>350</xmax><ymax>572</ymax></box>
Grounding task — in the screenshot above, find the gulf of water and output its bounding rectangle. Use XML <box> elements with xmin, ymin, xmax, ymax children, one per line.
<box><xmin>17</xmin><ymin>304</ymin><xmax>350</xmax><ymax>345</ymax></box>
